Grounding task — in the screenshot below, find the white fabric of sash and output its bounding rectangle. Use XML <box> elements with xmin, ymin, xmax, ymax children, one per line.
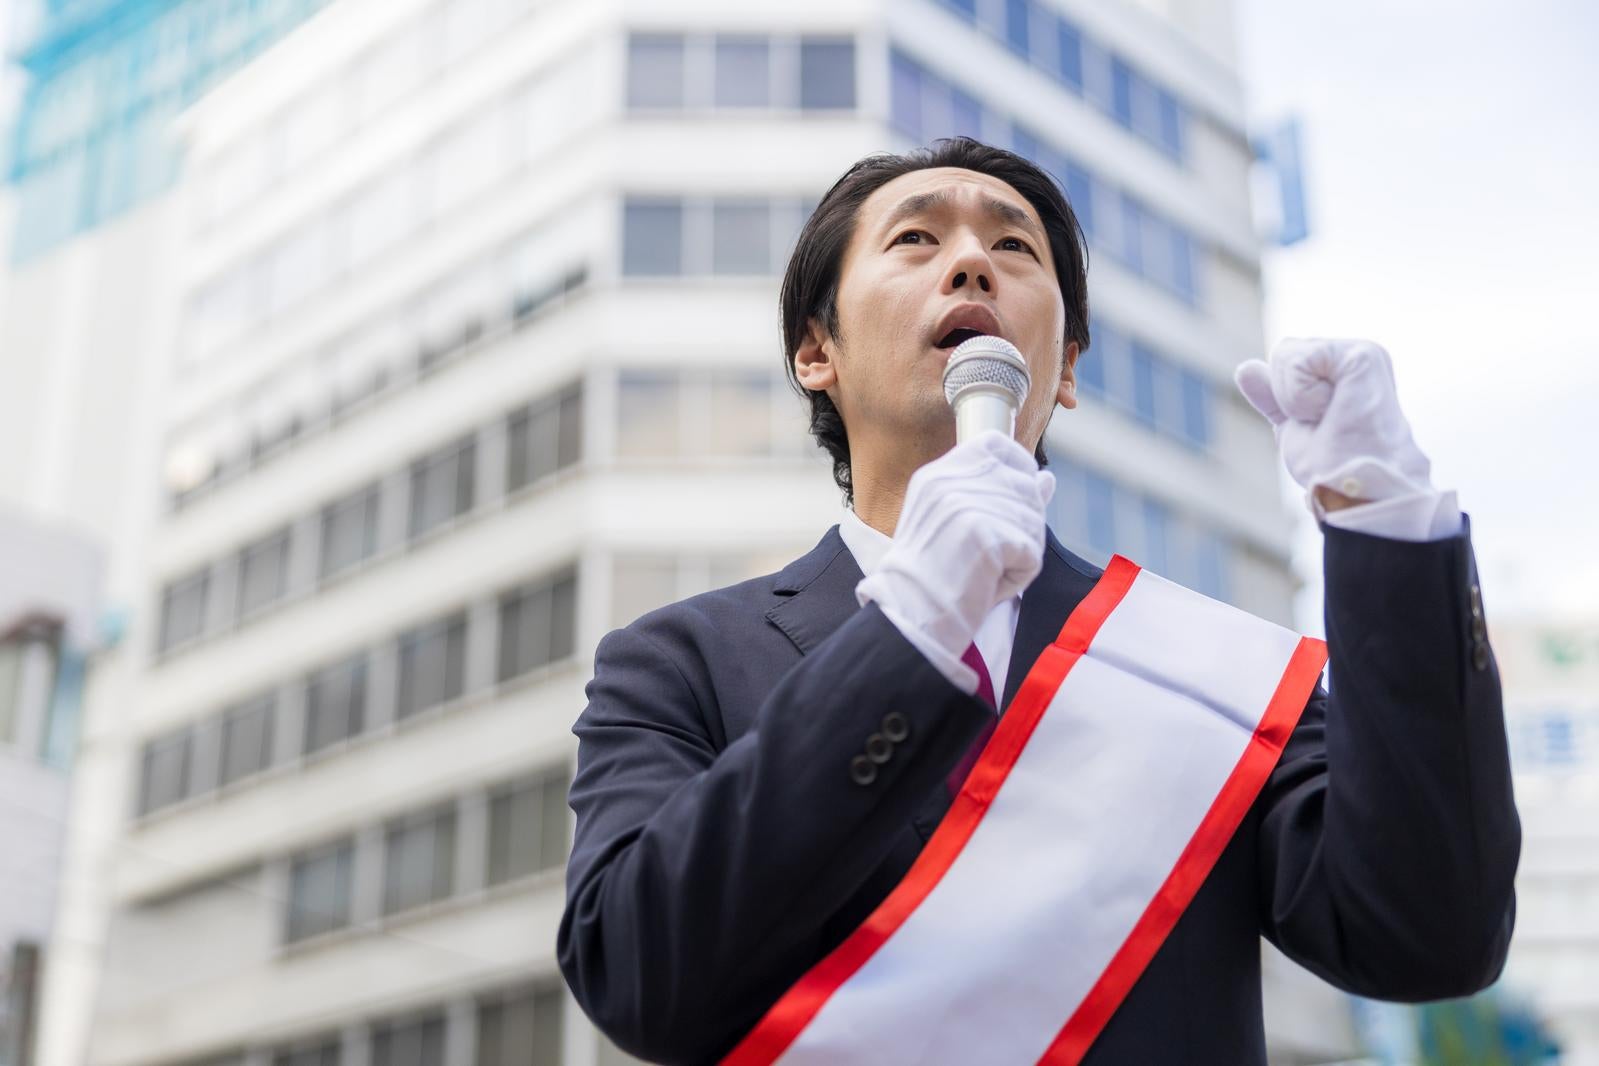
<box><xmin>772</xmin><ymin>567</ymin><xmax>1307</xmax><ymax>1066</ymax></box>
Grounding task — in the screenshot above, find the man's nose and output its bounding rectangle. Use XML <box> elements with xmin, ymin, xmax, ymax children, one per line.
<box><xmin>944</xmin><ymin>234</ymin><xmax>993</xmax><ymax>295</ymax></box>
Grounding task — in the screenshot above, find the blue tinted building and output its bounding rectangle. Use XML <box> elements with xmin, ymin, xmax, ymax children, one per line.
<box><xmin>3</xmin><ymin>0</ymin><xmax>326</xmax><ymax>262</ymax></box>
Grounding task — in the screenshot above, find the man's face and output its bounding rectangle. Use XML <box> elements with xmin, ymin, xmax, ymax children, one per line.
<box><xmin>797</xmin><ymin>167</ymin><xmax>1078</xmax><ymax>460</ymax></box>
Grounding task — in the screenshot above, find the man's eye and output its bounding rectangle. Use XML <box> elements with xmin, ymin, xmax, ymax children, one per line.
<box><xmin>999</xmin><ymin>237</ymin><xmax>1034</xmax><ymax>254</ymax></box>
<box><xmin>893</xmin><ymin>230</ymin><xmax>930</xmax><ymax>245</ymax></box>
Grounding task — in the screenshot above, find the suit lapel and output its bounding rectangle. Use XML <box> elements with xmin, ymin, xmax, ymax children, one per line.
<box><xmin>765</xmin><ymin>526</ymin><xmax>1104</xmax><ymax>694</ymax></box>
<box><xmin>765</xmin><ymin>526</ymin><xmax>864</xmax><ymax>656</ymax></box>
<box><xmin>999</xmin><ymin>530</ymin><xmax>1103</xmax><ymax>713</ymax></box>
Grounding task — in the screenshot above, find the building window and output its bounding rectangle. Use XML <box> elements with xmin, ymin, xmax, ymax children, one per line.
<box><xmin>497</xmin><ymin>569</ymin><xmax>578</xmax><ymax>683</ymax></box>
<box><xmin>622</xmin><ymin>200</ymin><xmax>683</xmax><ymax>276</ymax></box>
<box><xmin>219</xmin><ymin>693</ymin><xmax>275</xmax><ymax>787</ymax></box>
<box><xmin>477</xmin><ymin>984</ymin><xmax>564</xmax><ymax>1066</ymax></box>
<box><xmin>320</xmin><ymin>482</ymin><xmax>381</xmax><ymax>581</ymax></box>
<box><xmin>616</xmin><ymin>370</ymin><xmax>680</xmax><ymax>457</ymax></box>
<box><xmin>272</xmin><ymin>1037</ymin><xmax>341</xmax><ymax>1066</ymax></box>
<box><xmin>506</xmin><ymin>385</ymin><xmax>582</xmax><ymax>493</ymax></box>
<box><xmin>238</xmin><ymin>527</ymin><xmax>292</xmax><ymax>618</ymax></box>
<box><xmin>285</xmin><ymin>840</ymin><xmax>353</xmax><ymax>943</ymax></box>
<box><xmin>714</xmin><ymin>36</ymin><xmax>770</xmax><ymax>107</ymax></box>
<box><xmin>303</xmin><ymin>654</ymin><xmax>367</xmax><ymax>756</ymax></box>
<box><xmin>383</xmin><ymin>806</ymin><xmax>456</xmax><ymax>915</ymax></box>
<box><xmin>396</xmin><ymin>612</ymin><xmax>467</xmax><ymax>721</ymax></box>
<box><xmin>626</xmin><ymin>33</ymin><xmax>685</xmax><ymax>109</ymax></box>
<box><xmin>408</xmin><ymin>435</ymin><xmax>476</xmax><ymax>539</ymax></box>
<box><xmin>708</xmin><ymin>370</ymin><xmax>776</xmax><ymax>456</ymax></box>
<box><xmin>159</xmin><ymin>567</ymin><xmax>210</xmax><ymax>652</ymax></box>
<box><xmin>798</xmin><ymin>38</ymin><xmax>855</xmax><ymax>110</ymax></box>
<box><xmin>487</xmin><ymin>766</ymin><xmax>571</xmax><ymax>886</ymax></box>
<box><xmin>711</xmin><ymin>199</ymin><xmax>771</xmax><ymax>276</ymax></box>
<box><xmin>1003</xmin><ymin>0</ymin><xmax>1030</xmax><ymax>57</ymax></box>
<box><xmin>139</xmin><ymin>725</ymin><xmax>192</xmax><ymax>815</ymax></box>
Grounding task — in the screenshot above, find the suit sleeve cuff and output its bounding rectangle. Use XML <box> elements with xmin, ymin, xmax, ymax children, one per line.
<box><xmin>874</xmin><ymin>603</ymin><xmax>981</xmax><ymax>696</ymax></box>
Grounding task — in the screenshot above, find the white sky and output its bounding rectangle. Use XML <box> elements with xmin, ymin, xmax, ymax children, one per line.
<box><xmin>1236</xmin><ymin>0</ymin><xmax>1599</xmax><ymax>627</ymax></box>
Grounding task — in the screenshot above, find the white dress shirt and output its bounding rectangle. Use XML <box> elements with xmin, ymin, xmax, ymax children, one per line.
<box><xmin>836</xmin><ymin>488</ymin><xmax>1460</xmax><ymax>701</ymax></box>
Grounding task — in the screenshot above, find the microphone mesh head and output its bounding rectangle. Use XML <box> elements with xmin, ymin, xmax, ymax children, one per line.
<box><xmin>942</xmin><ymin>334</ymin><xmax>1030</xmax><ymax>407</ymax></box>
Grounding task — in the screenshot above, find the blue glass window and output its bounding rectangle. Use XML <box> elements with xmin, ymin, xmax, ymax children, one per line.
<box><xmin>1055</xmin><ymin>18</ymin><xmax>1083</xmax><ymax>90</ymax></box>
<box><xmin>1004</xmin><ymin>0</ymin><xmax>1030</xmax><ymax>57</ymax></box>
<box><xmin>1110</xmin><ymin>57</ymin><xmax>1135</xmax><ymax>126</ymax></box>
<box><xmin>1179</xmin><ymin>370</ymin><xmax>1210</xmax><ymax>447</ymax></box>
<box><xmin>622</xmin><ymin>200</ymin><xmax>684</xmax><ymax>276</ymax></box>
<box><xmin>1168</xmin><ymin>229</ymin><xmax>1196</xmax><ymax>304</ymax></box>
<box><xmin>1075</xmin><ymin>346</ymin><xmax>1106</xmax><ymax>397</ymax></box>
<box><xmin>1142</xmin><ymin>499</ymin><xmax>1171</xmax><ymax>575</ymax></box>
<box><xmin>891</xmin><ymin>51</ymin><xmax>923</xmax><ymax>140</ymax></box>
<box><xmin>714</xmin><ymin>37</ymin><xmax>770</xmax><ymax>108</ymax></box>
<box><xmin>1194</xmin><ymin>533</ymin><xmax>1227</xmax><ymax>600</ymax></box>
<box><xmin>799</xmin><ymin>39</ymin><xmax>856</xmax><ymax>110</ymax></box>
<box><xmin>1156</xmin><ymin>89</ymin><xmax>1184</xmax><ymax>157</ymax></box>
<box><xmin>712</xmin><ymin>200</ymin><xmax>771</xmax><ymax>275</ymax></box>
<box><xmin>1010</xmin><ymin>125</ymin><xmax>1041</xmax><ymax>163</ymax></box>
<box><xmin>627</xmin><ymin>34</ymin><xmax>686</xmax><ymax>109</ymax></box>
<box><xmin>1118</xmin><ymin>195</ymin><xmax>1144</xmax><ymax>273</ymax></box>
<box><xmin>951</xmin><ymin>87</ymin><xmax>983</xmax><ymax>139</ymax></box>
<box><xmin>1063</xmin><ymin>163</ymin><xmax>1094</xmax><ymax>236</ymax></box>
<box><xmin>942</xmin><ymin>0</ymin><xmax>978</xmax><ymax>20</ymax></box>
<box><xmin>1129</xmin><ymin>343</ymin><xmax>1158</xmax><ymax>427</ymax></box>
<box><xmin>1085</xmin><ymin>471</ymin><xmax>1116</xmax><ymax>554</ymax></box>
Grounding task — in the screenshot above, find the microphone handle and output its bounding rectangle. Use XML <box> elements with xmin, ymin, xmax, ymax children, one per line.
<box><xmin>953</xmin><ymin>388</ymin><xmax>1019</xmax><ymax>444</ymax></box>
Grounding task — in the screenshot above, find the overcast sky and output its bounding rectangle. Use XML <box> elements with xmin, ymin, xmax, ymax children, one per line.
<box><xmin>1236</xmin><ymin>0</ymin><xmax>1598</xmax><ymax>627</ymax></box>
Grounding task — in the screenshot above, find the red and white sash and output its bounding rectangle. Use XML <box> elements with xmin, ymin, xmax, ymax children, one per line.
<box><xmin>725</xmin><ymin>556</ymin><xmax>1328</xmax><ymax>1066</ymax></box>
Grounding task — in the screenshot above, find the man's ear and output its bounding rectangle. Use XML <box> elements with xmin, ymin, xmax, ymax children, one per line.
<box><xmin>793</xmin><ymin>318</ymin><xmax>839</xmax><ymax>394</ymax></box>
<box><xmin>1056</xmin><ymin>340</ymin><xmax>1080</xmax><ymax>410</ymax></box>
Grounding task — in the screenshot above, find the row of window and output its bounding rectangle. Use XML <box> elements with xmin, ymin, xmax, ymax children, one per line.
<box><xmin>284</xmin><ymin>765</ymin><xmax>568</xmax><ymax>945</ymax></box>
<box><xmin>614</xmin><ymin>366</ymin><xmax>813</xmax><ymax>463</ymax></box>
<box><xmin>890</xmin><ymin>50</ymin><xmax>1199</xmax><ymax>305</ymax></box>
<box><xmin>626</xmin><ymin>33</ymin><xmax>857</xmax><ymax>112</ymax></box>
<box><xmin>1078</xmin><ymin>321</ymin><xmax>1211</xmax><ymax>449</ymax></box>
<box><xmin>158</xmin><ymin>383</ymin><xmax>582</xmax><ymax>655</ymax></box>
<box><xmin>188</xmin><ymin>49</ymin><xmax>593</xmax><ymax>360</ymax></box>
<box><xmin>932</xmin><ymin>0</ymin><xmax>1187</xmax><ymax>160</ymax></box>
<box><xmin>140</xmin><ymin>566</ymin><xmax>577</xmax><ymax>818</ymax></box>
<box><xmin>622</xmin><ymin>196</ymin><xmax>814</xmax><ymax>279</ymax></box>
<box><xmin>171</xmin><ymin>980</ymin><xmax>562</xmax><ymax>1066</ymax></box>
<box><xmin>171</xmin><ymin>253</ymin><xmax>586</xmax><ymax>511</ymax></box>
<box><xmin>1045</xmin><ymin>451</ymin><xmax>1229</xmax><ymax>602</ymax></box>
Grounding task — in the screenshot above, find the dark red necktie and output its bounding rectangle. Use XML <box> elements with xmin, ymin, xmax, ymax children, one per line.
<box><xmin>946</xmin><ymin>642</ymin><xmax>997</xmax><ymax>798</ymax></box>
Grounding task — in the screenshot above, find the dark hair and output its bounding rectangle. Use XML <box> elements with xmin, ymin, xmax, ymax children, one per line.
<box><xmin>779</xmin><ymin>137</ymin><xmax>1092</xmax><ymax>504</ymax></box>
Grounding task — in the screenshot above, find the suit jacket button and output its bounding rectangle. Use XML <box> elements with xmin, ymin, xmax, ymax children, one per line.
<box><xmin>1473</xmin><ymin>642</ymin><xmax>1490</xmax><ymax>671</ymax></box>
<box><xmin>850</xmin><ymin>755</ymin><xmax>878</xmax><ymax>786</ymax></box>
<box><xmin>881</xmin><ymin>711</ymin><xmax>910</xmax><ymax>743</ymax></box>
<box><xmin>866</xmin><ymin>733</ymin><xmax>894</xmax><ymax>764</ymax></box>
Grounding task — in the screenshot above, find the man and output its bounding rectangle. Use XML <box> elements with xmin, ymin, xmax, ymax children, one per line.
<box><xmin>558</xmin><ymin>138</ymin><xmax>1519</xmax><ymax>1064</ymax></box>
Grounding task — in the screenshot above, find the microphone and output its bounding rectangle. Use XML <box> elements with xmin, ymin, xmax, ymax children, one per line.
<box><xmin>942</xmin><ymin>334</ymin><xmax>1031</xmax><ymax>444</ymax></box>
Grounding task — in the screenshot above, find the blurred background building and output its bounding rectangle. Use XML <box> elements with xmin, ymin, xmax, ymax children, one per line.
<box><xmin>0</xmin><ymin>0</ymin><xmax>1410</xmax><ymax>1062</ymax></box>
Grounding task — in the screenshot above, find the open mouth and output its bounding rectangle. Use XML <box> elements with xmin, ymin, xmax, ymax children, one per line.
<box><xmin>935</xmin><ymin>327</ymin><xmax>989</xmax><ymax>350</ymax></box>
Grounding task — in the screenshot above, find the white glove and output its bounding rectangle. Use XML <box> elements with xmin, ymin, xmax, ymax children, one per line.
<box><xmin>856</xmin><ymin>430</ymin><xmax>1054</xmax><ymax>667</ymax></box>
<box><xmin>1235</xmin><ymin>338</ymin><xmax>1460</xmax><ymax>539</ymax></box>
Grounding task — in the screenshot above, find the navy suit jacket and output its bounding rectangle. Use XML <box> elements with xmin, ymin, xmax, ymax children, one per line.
<box><xmin>558</xmin><ymin>520</ymin><xmax>1519</xmax><ymax>1065</ymax></box>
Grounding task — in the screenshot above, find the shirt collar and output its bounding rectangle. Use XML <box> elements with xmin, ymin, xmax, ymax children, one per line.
<box><xmin>837</xmin><ymin>507</ymin><xmax>894</xmax><ymax>576</ymax></box>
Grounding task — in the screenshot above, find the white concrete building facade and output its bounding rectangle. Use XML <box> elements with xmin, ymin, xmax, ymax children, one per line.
<box><xmin>55</xmin><ymin>0</ymin><xmax>1348</xmax><ymax>1062</ymax></box>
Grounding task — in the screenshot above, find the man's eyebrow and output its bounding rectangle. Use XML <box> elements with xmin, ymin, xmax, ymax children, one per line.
<box><xmin>878</xmin><ymin>189</ymin><xmax>1045</xmax><ymax>242</ymax></box>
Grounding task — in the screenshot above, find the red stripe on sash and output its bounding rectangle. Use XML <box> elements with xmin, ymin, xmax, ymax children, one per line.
<box><xmin>722</xmin><ymin>557</ymin><xmax>1141</xmax><ymax>1066</ymax></box>
<box><xmin>1039</xmin><ymin>634</ymin><xmax>1328</xmax><ymax>1064</ymax></box>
